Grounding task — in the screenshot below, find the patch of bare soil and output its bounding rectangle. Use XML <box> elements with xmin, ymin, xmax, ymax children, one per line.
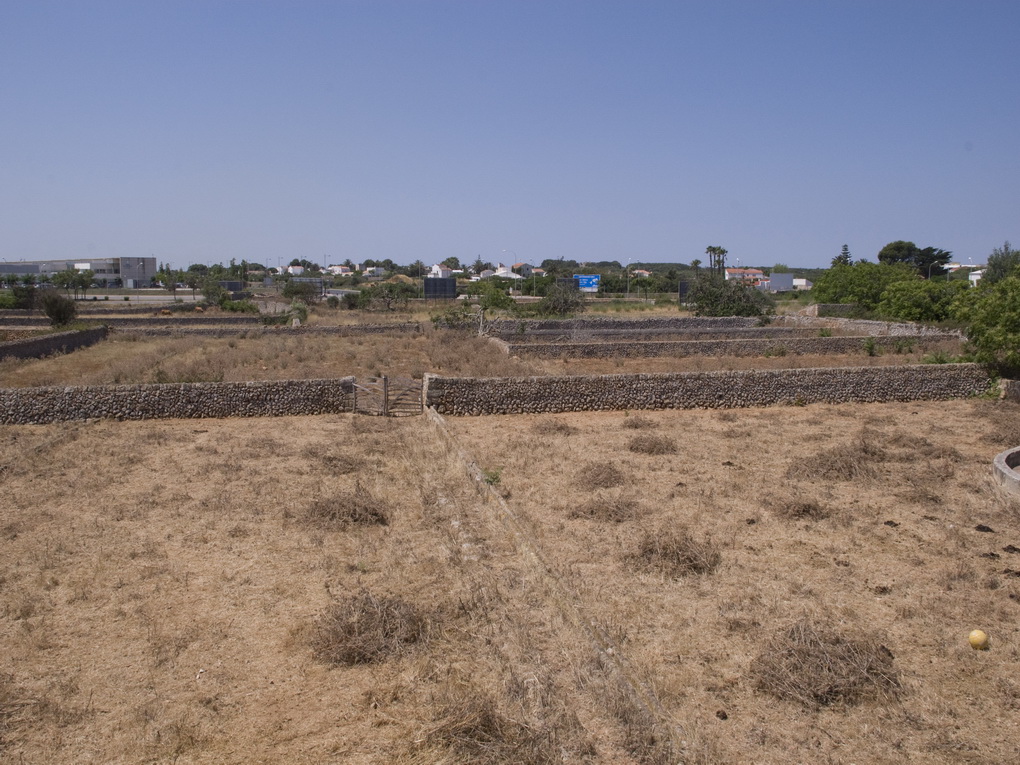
<box><xmin>449</xmin><ymin>399</ymin><xmax>1020</xmax><ymax>763</ymax></box>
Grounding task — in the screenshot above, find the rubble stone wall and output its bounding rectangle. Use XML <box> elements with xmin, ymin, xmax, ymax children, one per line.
<box><xmin>0</xmin><ymin>377</ymin><xmax>355</xmax><ymax>424</ymax></box>
<box><xmin>504</xmin><ymin>335</ymin><xmax>953</xmax><ymax>359</ymax></box>
<box><xmin>424</xmin><ymin>364</ymin><xmax>989</xmax><ymax>416</ymax></box>
<box><xmin>0</xmin><ymin>327</ymin><xmax>109</xmax><ymax>361</ymax></box>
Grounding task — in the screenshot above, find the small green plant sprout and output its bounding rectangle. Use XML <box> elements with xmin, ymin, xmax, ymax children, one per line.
<box><xmin>819</xmin><ymin>328</ymin><xmax>833</xmax><ymax>337</ymax></box>
<box><xmin>862</xmin><ymin>337</ymin><xmax>879</xmax><ymax>356</ymax></box>
<box><xmin>482</xmin><ymin>467</ymin><xmax>502</xmax><ymax>486</ymax></box>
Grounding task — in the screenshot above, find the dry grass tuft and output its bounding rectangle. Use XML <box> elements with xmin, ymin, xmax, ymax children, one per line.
<box><xmin>531</xmin><ymin>419</ymin><xmax>577</xmax><ymax>436</ymax></box>
<box><xmin>630</xmin><ymin>529</ymin><xmax>721</xmax><ymax>578</ymax></box>
<box><xmin>885</xmin><ymin>432</ymin><xmax>962</xmax><ymax>462</ymax></box>
<box><xmin>423</xmin><ymin>688</ymin><xmax>561</xmax><ymax>765</ymax></box>
<box><xmin>310</xmin><ymin>590</ymin><xmax>429</xmax><ymax>665</ymax></box>
<box><xmin>576</xmin><ymin>461</ymin><xmax>626</xmax><ymax>490</ymax></box>
<box><xmin>773</xmin><ymin>498</ymin><xmax>831</xmax><ymax>521</ymax></box>
<box><xmin>306</xmin><ymin>483</ymin><xmax>390</xmax><ymax>528</ymax></box>
<box><xmin>750</xmin><ymin>618</ymin><xmax>900</xmax><ymax>708</ymax></box>
<box><xmin>791</xmin><ymin>433</ymin><xmax>886</xmax><ymax>481</ymax></box>
<box><xmin>627</xmin><ymin>434</ymin><xmax>678</xmax><ymax>455</ymax></box>
<box><xmin>621</xmin><ymin>414</ymin><xmax>657</xmax><ymax>430</ymax></box>
<box><xmin>570</xmin><ymin>493</ymin><xmax>640</xmax><ymax>523</ymax></box>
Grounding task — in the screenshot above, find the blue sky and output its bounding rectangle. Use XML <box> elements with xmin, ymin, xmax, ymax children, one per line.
<box><xmin>2</xmin><ymin>1</ymin><xmax>1017</xmax><ymax>270</ymax></box>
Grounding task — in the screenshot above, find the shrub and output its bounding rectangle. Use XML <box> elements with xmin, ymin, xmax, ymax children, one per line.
<box><xmin>630</xmin><ymin>528</ymin><xmax>721</xmax><ymax>578</ymax></box>
<box><xmin>310</xmin><ymin>590</ymin><xmax>428</xmax><ymax>665</ymax></box>
<box><xmin>220</xmin><ymin>299</ymin><xmax>258</xmax><ymax>313</ymax></box>
<box><xmin>39</xmin><ymin>290</ymin><xmax>77</xmax><ymax>326</ymax></box>
<box><xmin>325</xmin><ymin>295</ymin><xmax>340</xmax><ymax>309</ymax></box>
<box><xmin>750</xmin><ymin>618</ymin><xmax>899</xmax><ymax>708</ymax></box>
<box><xmin>627</xmin><ymin>434</ymin><xmax>678</xmax><ymax>455</ymax></box>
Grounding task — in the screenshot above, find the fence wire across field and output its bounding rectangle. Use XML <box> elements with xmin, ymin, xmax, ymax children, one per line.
<box><xmin>352</xmin><ymin>376</ymin><xmax>422</xmax><ymax>416</ymax></box>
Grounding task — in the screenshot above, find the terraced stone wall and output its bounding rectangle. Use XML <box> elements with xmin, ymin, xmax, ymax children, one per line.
<box><xmin>0</xmin><ymin>327</ymin><xmax>109</xmax><ymax>361</ymax></box>
<box><xmin>423</xmin><ymin>364</ymin><xmax>990</xmax><ymax>416</ymax></box>
<box><xmin>504</xmin><ymin>335</ymin><xmax>941</xmax><ymax>359</ymax></box>
<box><xmin>488</xmin><ymin>316</ymin><xmax>759</xmax><ymax>333</ymax></box>
<box><xmin>0</xmin><ymin>377</ymin><xmax>355</xmax><ymax>425</ymax></box>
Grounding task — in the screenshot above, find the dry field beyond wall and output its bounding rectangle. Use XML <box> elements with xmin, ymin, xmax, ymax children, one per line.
<box><xmin>449</xmin><ymin>399</ymin><xmax>1020</xmax><ymax>763</ymax></box>
<box><xmin>0</xmin><ymin>329</ymin><xmax>962</xmax><ymax>388</ymax></box>
<box><xmin>2</xmin><ymin>402</ymin><xmax>1020</xmax><ymax>763</ymax></box>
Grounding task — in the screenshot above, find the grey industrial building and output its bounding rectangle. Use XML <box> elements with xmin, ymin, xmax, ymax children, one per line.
<box><xmin>0</xmin><ymin>257</ymin><xmax>157</xmax><ymax>288</ymax></box>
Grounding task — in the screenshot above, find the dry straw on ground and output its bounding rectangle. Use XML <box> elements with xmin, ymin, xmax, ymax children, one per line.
<box><xmin>305</xmin><ymin>484</ymin><xmax>391</xmax><ymax>528</ymax></box>
<box><xmin>627</xmin><ymin>433</ymin><xmax>678</xmax><ymax>455</ymax></box>
<box><xmin>630</xmin><ymin>528</ymin><xmax>722</xmax><ymax>578</ymax></box>
<box><xmin>575</xmin><ymin>460</ymin><xmax>626</xmax><ymax>490</ymax></box>
<box><xmin>310</xmin><ymin>590</ymin><xmax>430</xmax><ymax>666</ymax></box>
<box><xmin>750</xmin><ymin>618</ymin><xmax>900</xmax><ymax>708</ymax></box>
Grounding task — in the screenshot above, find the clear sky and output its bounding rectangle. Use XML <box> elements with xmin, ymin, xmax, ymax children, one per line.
<box><xmin>2</xmin><ymin>0</ymin><xmax>1017</xmax><ymax>271</ymax></box>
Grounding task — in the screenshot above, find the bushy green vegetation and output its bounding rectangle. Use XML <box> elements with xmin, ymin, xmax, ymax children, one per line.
<box><xmin>811</xmin><ymin>262</ymin><xmax>916</xmax><ymax>313</ymax></box>
<box><xmin>688</xmin><ymin>274</ymin><xmax>775</xmax><ymax>317</ymax></box>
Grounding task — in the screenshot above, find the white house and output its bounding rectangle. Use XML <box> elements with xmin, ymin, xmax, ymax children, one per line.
<box><xmin>429</xmin><ymin>264</ymin><xmax>453</xmax><ymax>278</ymax></box>
<box><xmin>493</xmin><ymin>263</ymin><xmax>523</xmax><ymax>280</ymax></box>
<box><xmin>724</xmin><ymin>267</ymin><xmax>765</xmax><ymax>283</ymax></box>
<box><xmin>287</xmin><ymin>265</ymin><xmax>305</xmax><ymax>276</ymax></box>
<box><xmin>793</xmin><ymin>278</ymin><xmax>813</xmax><ymax>290</ymax></box>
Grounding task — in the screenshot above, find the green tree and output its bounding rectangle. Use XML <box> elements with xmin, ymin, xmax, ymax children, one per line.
<box><xmin>40</xmin><ymin>289</ymin><xmax>77</xmax><ymax>326</ymax></box>
<box><xmin>812</xmin><ymin>262</ymin><xmax>916</xmax><ymax>312</ymax></box>
<box><xmin>441</xmin><ymin>256</ymin><xmax>462</xmax><ymax>271</ymax></box>
<box><xmin>983</xmin><ymin>241</ymin><xmax>1020</xmax><ymax>284</ymax></box>
<box><xmin>832</xmin><ymin>244</ymin><xmax>852</xmax><ymax>267</ymax></box>
<box><xmin>282</xmin><ymin>280</ymin><xmax>321</xmax><ymax>303</ymax></box>
<box><xmin>771</xmin><ymin>264</ymin><xmax>791</xmax><ymax>273</ymax></box>
<box><xmin>878</xmin><ymin>240</ymin><xmax>921</xmax><ymax>267</ymax></box>
<box><xmin>536</xmin><ymin>282</ymin><xmax>586</xmax><ymax>317</ymax></box>
<box><xmin>954</xmin><ymin>276</ymin><xmax>1020</xmax><ymax>373</ymax></box>
<box><xmin>51</xmin><ymin>269</ymin><xmax>77</xmax><ymax>297</ymax></box>
<box><xmin>202</xmin><ymin>278</ymin><xmax>229</xmax><ymax>305</ymax></box>
<box><xmin>705</xmin><ymin>246</ymin><xmax>728</xmax><ymax>276</ymax></box>
<box><xmin>74</xmin><ymin>270</ymin><xmax>95</xmax><ymax>299</ymax></box>
<box><xmin>688</xmin><ymin>273</ymin><xmax>774</xmax><ymax>317</ymax></box>
<box><xmin>877</xmin><ymin>240</ymin><xmax>951</xmax><ymax>278</ymax></box>
<box><xmin>876</xmin><ymin>279</ymin><xmax>969</xmax><ymax>322</ymax></box>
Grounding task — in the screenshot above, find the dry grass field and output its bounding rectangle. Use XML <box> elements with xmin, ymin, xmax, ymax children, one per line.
<box><xmin>0</xmin><ymin>326</ymin><xmax>963</xmax><ymax>389</ymax></box>
<box><xmin>2</xmin><ymin>398</ymin><xmax>1020</xmax><ymax>763</ymax></box>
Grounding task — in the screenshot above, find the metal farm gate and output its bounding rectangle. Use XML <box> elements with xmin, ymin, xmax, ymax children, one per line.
<box><xmin>352</xmin><ymin>376</ymin><xmax>422</xmax><ymax>416</ymax></box>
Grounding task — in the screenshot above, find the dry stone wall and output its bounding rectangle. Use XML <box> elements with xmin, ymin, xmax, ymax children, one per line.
<box><xmin>504</xmin><ymin>335</ymin><xmax>940</xmax><ymax>359</ymax></box>
<box><xmin>424</xmin><ymin>364</ymin><xmax>990</xmax><ymax>416</ymax></box>
<box><xmin>779</xmin><ymin>315</ymin><xmax>963</xmax><ymax>338</ymax></box>
<box><xmin>0</xmin><ymin>377</ymin><xmax>355</xmax><ymax>425</ymax></box>
<box><xmin>488</xmin><ymin>316</ymin><xmax>758</xmax><ymax>334</ymax></box>
<box><xmin>0</xmin><ymin>327</ymin><xmax>109</xmax><ymax>361</ymax></box>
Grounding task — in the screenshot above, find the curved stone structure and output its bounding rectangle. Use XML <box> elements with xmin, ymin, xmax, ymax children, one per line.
<box><xmin>992</xmin><ymin>446</ymin><xmax>1020</xmax><ymax>496</ymax></box>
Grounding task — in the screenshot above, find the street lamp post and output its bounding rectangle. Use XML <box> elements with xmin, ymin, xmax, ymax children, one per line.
<box><xmin>627</xmin><ymin>258</ymin><xmax>631</xmax><ymax>299</ymax></box>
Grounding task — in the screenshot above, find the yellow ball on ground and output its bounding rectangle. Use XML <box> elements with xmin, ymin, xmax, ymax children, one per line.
<box><xmin>969</xmin><ymin>629</ymin><xmax>990</xmax><ymax>650</ymax></box>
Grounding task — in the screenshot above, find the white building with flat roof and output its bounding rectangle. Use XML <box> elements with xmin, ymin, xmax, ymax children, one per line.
<box><xmin>0</xmin><ymin>257</ymin><xmax>157</xmax><ymax>287</ymax></box>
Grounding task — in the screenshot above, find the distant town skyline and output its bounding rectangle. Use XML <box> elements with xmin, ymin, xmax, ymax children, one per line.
<box><xmin>2</xmin><ymin>1</ymin><xmax>1017</xmax><ymax>271</ymax></box>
